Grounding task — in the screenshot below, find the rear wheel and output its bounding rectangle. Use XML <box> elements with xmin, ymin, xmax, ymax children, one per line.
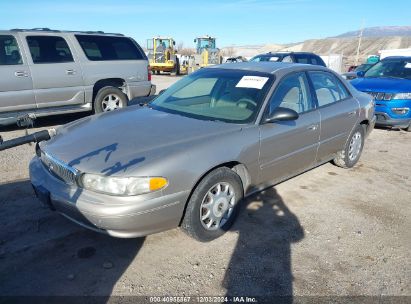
<box><xmin>404</xmin><ymin>124</ymin><xmax>411</xmax><ymax>132</ymax></box>
<box><xmin>181</xmin><ymin>167</ymin><xmax>243</xmax><ymax>242</ymax></box>
<box><xmin>94</xmin><ymin>86</ymin><xmax>128</xmax><ymax>114</ymax></box>
<box><xmin>333</xmin><ymin>125</ymin><xmax>365</xmax><ymax>168</ymax></box>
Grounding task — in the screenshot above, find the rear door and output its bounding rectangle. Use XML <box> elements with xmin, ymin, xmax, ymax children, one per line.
<box><xmin>0</xmin><ymin>34</ymin><xmax>36</xmax><ymax>112</ymax></box>
<box><xmin>307</xmin><ymin>71</ymin><xmax>359</xmax><ymax>163</ymax></box>
<box><xmin>258</xmin><ymin>72</ymin><xmax>320</xmax><ymax>184</ymax></box>
<box><xmin>22</xmin><ymin>34</ymin><xmax>85</xmax><ymax>108</ymax></box>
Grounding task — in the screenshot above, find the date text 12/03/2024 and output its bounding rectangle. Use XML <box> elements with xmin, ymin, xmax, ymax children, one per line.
<box><xmin>149</xmin><ymin>296</ymin><xmax>258</xmax><ymax>303</ymax></box>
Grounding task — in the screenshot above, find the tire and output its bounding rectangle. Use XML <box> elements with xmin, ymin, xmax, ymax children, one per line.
<box><xmin>170</xmin><ymin>58</ymin><xmax>180</xmax><ymax>76</ymax></box>
<box><xmin>333</xmin><ymin>125</ymin><xmax>365</xmax><ymax>168</ymax></box>
<box><xmin>181</xmin><ymin>167</ymin><xmax>243</xmax><ymax>242</ymax></box>
<box><xmin>94</xmin><ymin>86</ymin><xmax>128</xmax><ymax>114</ymax></box>
<box><xmin>403</xmin><ymin>124</ymin><xmax>411</xmax><ymax>132</ymax></box>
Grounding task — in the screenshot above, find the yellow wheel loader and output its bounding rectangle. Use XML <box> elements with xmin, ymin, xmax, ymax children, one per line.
<box><xmin>188</xmin><ymin>36</ymin><xmax>223</xmax><ymax>74</ymax></box>
<box><xmin>147</xmin><ymin>37</ymin><xmax>182</xmax><ymax>76</ymax></box>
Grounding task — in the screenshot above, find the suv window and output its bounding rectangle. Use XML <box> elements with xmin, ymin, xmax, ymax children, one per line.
<box><xmin>75</xmin><ymin>35</ymin><xmax>144</xmax><ymax>61</ymax></box>
<box><xmin>308</xmin><ymin>71</ymin><xmax>350</xmax><ymax>107</ymax></box>
<box><xmin>26</xmin><ymin>36</ymin><xmax>73</xmax><ymax>64</ymax></box>
<box><xmin>0</xmin><ymin>35</ymin><xmax>22</xmax><ymax>65</ymax></box>
<box><xmin>310</xmin><ymin>55</ymin><xmax>326</xmax><ymax>66</ymax></box>
<box><xmin>294</xmin><ymin>54</ymin><xmax>309</xmax><ymax>64</ymax></box>
<box><xmin>268</xmin><ymin>72</ymin><xmax>313</xmax><ymax>114</ymax></box>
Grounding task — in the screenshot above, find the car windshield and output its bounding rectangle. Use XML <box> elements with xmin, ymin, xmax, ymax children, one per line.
<box><xmin>150</xmin><ymin>69</ymin><xmax>274</xmax><ymax>124</ymax></box>
<box><xmin>364</xmin><ymin>59</ymin><xmax>411</xmax><ymax>79</ymax></box>
<box><xmin>355</xmin><ymin>63</ymin><xmax>373</xmax><ymax>72</ymax></box>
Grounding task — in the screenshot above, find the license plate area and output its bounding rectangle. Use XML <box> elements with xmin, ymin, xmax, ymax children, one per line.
<box><xmin>32</xmin><ymin>185</ymin><xmax>55</xmax><ymax>210</ymax></box>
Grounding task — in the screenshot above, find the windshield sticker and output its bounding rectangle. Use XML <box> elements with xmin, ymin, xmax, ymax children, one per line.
<box><xmin>236</xmin><ymin>76</ymin><xmax>269</xmax><ymax>89</ymax></box>
<box><xmin>404</xmin><ymin>62</ymin><xmax>411</xmax><ymax>68</ymax></box>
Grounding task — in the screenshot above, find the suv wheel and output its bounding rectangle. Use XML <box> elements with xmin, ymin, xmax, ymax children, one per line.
<box><xmin>181</xmin><ymin>167</ymin><xmax>243</xmax><ymax>242</ymax></box>
<box><xmin>94</xmin><ymin>86</ymin><xmax>128</xmax><ymax>113</ymax></box>
<box><xmin>333</xmin><ymin>125</ymin><xmax>365</xmax><ymax>168</ymax></box>
<box><xmin>404</xmin><ymin>124</ymin><xmax>411</xmax><ymax>132</ymax></box>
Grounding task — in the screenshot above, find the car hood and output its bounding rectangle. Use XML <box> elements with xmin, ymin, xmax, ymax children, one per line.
<box><xmin>41</xmin><ymin>107</ymin><xmax>243</xmax><ymax>176</ymax></box>
<box><xmin>351</xmin><ymin>77</ymin><xmax>411</xmax><ymax>93</ymax></box>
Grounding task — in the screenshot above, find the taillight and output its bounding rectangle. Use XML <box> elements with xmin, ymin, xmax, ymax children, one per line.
<box><xmin>147</xmin><ymin>65</ymin><xmax>152</xmax><ymax>81</ymax></box>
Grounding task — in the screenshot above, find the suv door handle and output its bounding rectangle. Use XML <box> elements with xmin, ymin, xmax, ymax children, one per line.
<box><xmin>348</xmin><ymin>111</ymin><xmax>356</xmax><ymax>117</ymax></box>
<box><xmin>14</xmin><ymin>71</ymin><xmax>29</xmax><ymax>77</ymax></box>
<box><xmin>65</xmin><ymin>69</ymin><xmax>76</xmax><ymax>75</ymax></box>
<box><xmin>307</xmin><ymin>124</ymin><xmax>319</xmax><ymax>131</ymax></box>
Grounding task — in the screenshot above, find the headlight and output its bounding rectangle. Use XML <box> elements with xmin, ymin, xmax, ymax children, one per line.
<box><xmin>81</xmin><ymin>174</ymin><xmax>168</xmax><ymax>196</ymax></box>
<box><xmin>393</xmin><ymin>93</ymin><xmax>411</xmax><ymax>100</ymax></box>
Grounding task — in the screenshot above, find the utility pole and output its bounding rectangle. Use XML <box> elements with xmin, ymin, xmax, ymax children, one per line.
<box><xmin>355</xmin><ymin>20</ymin><xmax>365</xmax><ymax>66</ymax></box>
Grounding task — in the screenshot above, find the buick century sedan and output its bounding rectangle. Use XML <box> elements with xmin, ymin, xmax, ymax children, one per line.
<box><xmin>30</xmin><ymin>62</ymin><xmax>375</xmax><ymax>241</ymax></box>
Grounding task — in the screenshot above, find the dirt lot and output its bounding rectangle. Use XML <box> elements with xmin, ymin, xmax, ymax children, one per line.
<box><xmin>0</xmin><ymin>75</ymin><xmax>410</xmax><ymax>301</ymax></box>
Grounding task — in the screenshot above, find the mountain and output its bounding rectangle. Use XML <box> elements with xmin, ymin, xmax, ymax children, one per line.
<box><xmin>223</xmin><ymin>26</ymin><xmax>411</xmax><ymax>71</ymax></box>
<box><xmin>334</xmin><ymin>26</ymin><xmax>411</xmax><ymax>38</ymax></box>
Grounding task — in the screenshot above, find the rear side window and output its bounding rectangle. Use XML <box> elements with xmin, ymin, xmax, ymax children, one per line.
<box><xmin>308</xmin><ymin>71</ymin><xmax>350</xmax><ymax>107</ymax></box>
<box><xmin>310</xmin><ymin>55</ymin><xmax>326</xmax><ymax>66</ymax></box>
<box><xmin>294</xmin><ymin>54</ymin><xmax>309</xmax><ymax>64</ymax></box>
<box><xmin>0</xmin><ymin>35</ymin><xmax>22</xmax><ymax>65</ymax></box>
<box><xmin>76</xmin><ymin>35</ymin><xmax>144</xmax><ymax>61</ymax></box>
<box><xmin>26</xmin><ymin>36</ymin><xmax>74</xmax><ymax>64</ymax></box>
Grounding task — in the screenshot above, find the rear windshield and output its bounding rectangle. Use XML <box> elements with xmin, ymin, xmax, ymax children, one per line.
<box><xmin>75</xmin><ymin>35</ymin><xmax>144</xmax><ymax>61</ymax></box>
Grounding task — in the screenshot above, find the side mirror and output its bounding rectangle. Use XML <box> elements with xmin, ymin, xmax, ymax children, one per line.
<box><xmin>173</xmin><ymin>41</ymin><xmax>176</xmax><ymax>46</ymax></box>
<box><xmin>264</xmin><ymin>107</ymin><xmax>299</xmax><ymax>123</ymax></box>
<box><xmin>356</xmin><ymin>71</ymin><xmax>365</xmax><ymax>78</ymax></box>
<box><xmin>194</xmin><ymin>39</ymin><xmax>197</xmax><ymax>43</ymax></box>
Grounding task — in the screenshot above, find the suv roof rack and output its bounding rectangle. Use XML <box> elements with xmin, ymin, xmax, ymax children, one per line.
<box><xmin>10</xmin><ymin>28</ymin><xmax>124</xmax><ymax>36</ymax></box>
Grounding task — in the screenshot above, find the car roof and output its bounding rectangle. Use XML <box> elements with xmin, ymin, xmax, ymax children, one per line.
<box><xmin>256</xmin><ymin>52</ymin><xmax>320</xmax><ymax>56</ymax></box>
<box><xmin>0</xmin><ymin>28</ymin><xmax>124</xmax><ymax>37</ymax></box>
<box><xmin>382</xmin><ymin>56</ymin><xmax>411</xmax><ymax>61</ymax></box>
<box><xmin>207</xmin><ymin>62</ymin><xmax>329</xmax><ymax>74</ymax></box>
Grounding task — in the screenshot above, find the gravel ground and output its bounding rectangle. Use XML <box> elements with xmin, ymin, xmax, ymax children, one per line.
<box><xmin>0</xmin><ymin>75</ymin><xmax>410</xmax><ymax>301</ymax></box>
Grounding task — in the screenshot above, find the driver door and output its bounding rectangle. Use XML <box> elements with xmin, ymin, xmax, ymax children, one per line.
<box><xmin>258</xmin><ymin>72</ymin><xmax>320</xmax><ymax>185</ymax></box>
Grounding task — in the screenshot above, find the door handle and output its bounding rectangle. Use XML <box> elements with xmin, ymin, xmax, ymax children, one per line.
<box><xmin>307</xmin><ymin>124</ymin><xmax>319</xmax><ymax>131</ymax></box>
<box><xmin>348</xmin><ymin>111</ymin><xmax>356</xmax><ymax>117</ymax></box>
<box><xmin>14</xmin><ymin>71</ymin><xmax>29</xmax><ymax>77</ymax></box>
<box><xmin>65</xmin><ymin>69</ymin><xmax>76</xmax><ymax>75</ymax></box>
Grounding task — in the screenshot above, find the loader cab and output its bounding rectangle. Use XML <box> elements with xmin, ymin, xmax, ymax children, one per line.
<box><xmin>194</xmin><ymin>36</ymin><xmax>216</xmax><ymax>54</ymax></box>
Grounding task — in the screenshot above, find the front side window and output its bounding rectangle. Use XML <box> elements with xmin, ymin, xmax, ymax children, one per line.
<box><xmin>76</xmin><ymin>35</ymin><xmax>144</xmax><ymax>61</ymax></box>
<box><xmin>268</xmin><ymin>72</ymin><xmax>313</xmax><ymax>114</ymax></box>
<box><xmin>151</xmin><ymin>69</ymin><xmax>274</xmax><ymax>124</ymax></box>
<box><xmin>309</xmin><ymin>71</ymin><xmax>350</xmax><ymax>107</ymax></box>
<box><xmin>26</xmin><ymin>36</ymin><xmax>73</xmax><ymax>63</ymax></box>
<box><xmin>364</xmin><ymin>59</ymin><xmax>411</xmax><ymax>79</ymax></box>
<box><xmin>0</xmin><ymin>35</ymin><xmax>22</xmax><ymax>65</ymax></box>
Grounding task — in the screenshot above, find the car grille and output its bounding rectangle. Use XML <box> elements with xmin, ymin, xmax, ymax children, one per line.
<box><xmin>40</xmin><ymin>151</ymin><xmax>79</xmax><ymax>185</ymax></box>
<box><xmin>365</xmin><ymin>92</ymin><xmax>393</xmax><ymax>101</ymax></box>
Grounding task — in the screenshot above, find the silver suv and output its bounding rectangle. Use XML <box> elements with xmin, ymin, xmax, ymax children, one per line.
<box><xmin>0</xmin><ymin>28</ymin><xmax>155</xmax><ymax>122</ymax></box>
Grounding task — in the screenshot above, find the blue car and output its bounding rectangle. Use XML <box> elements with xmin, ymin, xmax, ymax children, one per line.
<box><xmin>351</xmin><ymin>56</ymin><xmax>411</xmax><ymax>131</ymax></box>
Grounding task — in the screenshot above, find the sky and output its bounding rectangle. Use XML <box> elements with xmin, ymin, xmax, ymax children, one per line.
<box><xmin>1</xmin><ymin>0</ymin><xmax>410</xmax><ymax>48</ymax></box>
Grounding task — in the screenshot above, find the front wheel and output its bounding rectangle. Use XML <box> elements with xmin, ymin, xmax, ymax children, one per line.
<box><xmin>181</xmin><ymin>167</ymin><xmax>243</xmax><ymax>242</ymax></box>
<box><xmin>403</xmin><ymin>124</ymin><xmax>411</xmax><ymax>132</ymax></box>
<box><xmin>333</xmin><ymin>125</ymin><xmax>365</xmax><ymax>168</ymax></box>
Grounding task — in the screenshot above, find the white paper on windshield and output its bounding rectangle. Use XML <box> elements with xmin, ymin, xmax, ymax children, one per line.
<box><xmin>404</xmin><ymin>62</ymin><xmax>411</xmax><ymax>68</ymax></box>
<box><xmin>236</xmin><ymin>76</ymin><xmax>269</xmax><ymax>89</ymax></box>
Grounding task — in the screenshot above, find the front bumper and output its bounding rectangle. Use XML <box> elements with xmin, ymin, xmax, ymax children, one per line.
<box><xmin>29</xmin><ymin>157</ymin><xmax>189</xmax><ymax>238</ymax></box>
<box><xmin>375</xmin><ymin>112</ymin><xmax>411</xmax><ymax>128</ymax></box>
